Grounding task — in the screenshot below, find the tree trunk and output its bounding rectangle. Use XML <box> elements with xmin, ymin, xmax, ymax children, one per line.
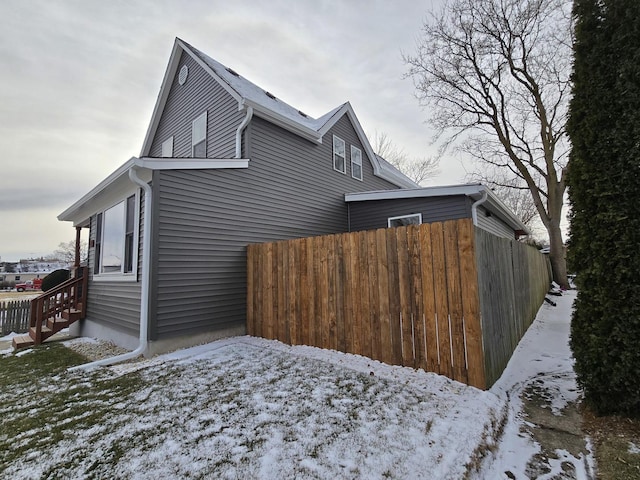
<box><xmin>548</xmin><ymin>222</ymin><xmax>569</xmax><ymax>289</ymax></box>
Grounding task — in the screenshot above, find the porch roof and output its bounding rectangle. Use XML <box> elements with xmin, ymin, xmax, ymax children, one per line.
<box><xmin>57</xmin><ymin>156</ymin><xmax>249</xmax><ymax>227</ymax></box>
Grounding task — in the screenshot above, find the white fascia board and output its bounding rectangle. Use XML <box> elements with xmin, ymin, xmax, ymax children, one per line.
<box><xmin>135</xmin><ymin>157</ymin><xmax>249</xmax><ymax>169</ymax></box>
<box><xmin>345</xmin><ymin>184</ymin><xmax>485</xmax><ymax>202</ymax></box>
<box><xmin>244</xmin><ymin>99</ymin><xmax>322</xmax><ymax>144</ymax></box>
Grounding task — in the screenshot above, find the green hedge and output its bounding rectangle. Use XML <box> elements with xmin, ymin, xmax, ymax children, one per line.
<box><xmin>41</xmin><ymin>269</ymin><xmax>70</xmax><ymax>292</ymax></box>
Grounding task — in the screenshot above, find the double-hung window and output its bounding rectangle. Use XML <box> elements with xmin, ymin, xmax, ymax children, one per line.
<box><xmin>351</xmin><ymin>146</ymin><xmax>363</xmax><ymax>180</ymax></box>
<box><xmin>94</xmin><ymin>194</ymin><xmax>138</xmax><ymax>279</ymax></box>
<box><xmin>192</xmin><ymin>111</ymin><xmax>207</xmax><ymax>158</ymax></box>
<box><xmin>333</xmin><ymin>135</ymin><xmax>346</xmax><ymax>173</ymax></box>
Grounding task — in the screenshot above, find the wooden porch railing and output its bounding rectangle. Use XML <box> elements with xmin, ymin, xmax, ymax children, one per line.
<box><xmin>29</xmin><ymin>269</ymin><xmax>88</xmax><ymax>345</ymax></box>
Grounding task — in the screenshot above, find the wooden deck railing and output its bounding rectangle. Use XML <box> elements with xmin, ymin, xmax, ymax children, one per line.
<box><xmin>29</xmin><ymin>269</ymin><xmax>88</xmax><ymax>344</ymax></box>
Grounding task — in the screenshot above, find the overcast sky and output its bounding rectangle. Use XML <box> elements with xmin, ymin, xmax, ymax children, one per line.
<box><xmin>1</xmin><ymin>0</ymin><xmax>470</xmax><ymax>262</ymax></box>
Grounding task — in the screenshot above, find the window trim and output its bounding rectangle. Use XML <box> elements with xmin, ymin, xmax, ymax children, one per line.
<box><xmin>93</xmin><ymin>192</ymin><xmax>140</xmax><ymax>282</ymax></box>
<box><xmin>351</xmin><ymin>145</ymin><xmax>363</xmax><ymax>181</ymax></box>
<box><xmin>387</xmin><ymin>213</ymin><xmax>423</xmax><ymax>228</ymax></box>
<box><xmin>333</xmin><ymin>135</ymin><xmax>346</xmax><ymax>174</ymax></box>
<box><xmin>192</xmin><ymin>111</ymin><xmax>207</xmax><ymax>158</ymax></box>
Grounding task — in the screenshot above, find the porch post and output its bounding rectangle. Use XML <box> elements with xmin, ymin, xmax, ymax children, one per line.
<box><xmin>74</xmin><ymin>226</ymin><xmax>81</xmax><ymax>276</ymax></box>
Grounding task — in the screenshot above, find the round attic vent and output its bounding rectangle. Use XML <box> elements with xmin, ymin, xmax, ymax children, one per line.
<box><xmin>178</xmin><ymin>65</ymin><xmax>189</xmax><ymax>85</ymax></box>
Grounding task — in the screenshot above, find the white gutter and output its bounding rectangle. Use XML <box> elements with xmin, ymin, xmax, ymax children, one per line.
<box><xmin>471</xmin><ymin>188</ymin><xmax>488</xmax><ymax>226</ymax></box>
<box><xmin>235</xmin><ymin>106</ymin><xmax>253</xmax><ymax>158</ymax></box>
<box><xmin>69</xmin><ymin>166</ymin><xmax>152</xmax><ymax>371</ymax></box>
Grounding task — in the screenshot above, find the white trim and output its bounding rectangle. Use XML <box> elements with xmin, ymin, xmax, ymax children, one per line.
<box><xmin>351</xmin><ymin>145</ymin><xmax>363</xmax><ymax>181</ymax></box>
<box><xmin>387</xmin><ymin>213</ymin><xmax>423</xmax><ymax>228</ymax></box>
<box><xmin>333</xmin><ymin>135</ymin><xmax>346</xmax><ymax>174</ymax></box>
<box><xmin>345</xmin><ymin>184</ymin><xmax>488</xmax><ymax>202</ymax></box>
<box><xmin>136</xmin><ymin>157</ymin><xmax>249</xmax><ymax>169</ymax></box>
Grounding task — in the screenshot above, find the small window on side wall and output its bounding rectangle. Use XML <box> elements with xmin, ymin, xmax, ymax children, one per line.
<box><xmin>161</xmin><ymin>136</ymin><xmax>174</xmax><ymax>157</ymax></box>
<box><xmin>351</xmin><ymin>146</ymin><xmax>363</xmax><ymax>181</ymax></box>
<box><xmin>192</xmin><ymin>111</ymin><xmax>207</xmax><ymax>158</ymax></box>
<box><xmin>388</xmin><ymin>213</ymin><xmax>422</xmax><ymax>228</ymax></box>
<box><xmin>333</xmin><ymin>135</ymin><xmax>346</xmax><ymax>174</ymax></box>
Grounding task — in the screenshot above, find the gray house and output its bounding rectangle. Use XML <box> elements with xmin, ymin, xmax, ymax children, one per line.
<box><xmin>57</xmin><ymin>38</ymin><xmax>417</xmax><ymax>355</ymax></box>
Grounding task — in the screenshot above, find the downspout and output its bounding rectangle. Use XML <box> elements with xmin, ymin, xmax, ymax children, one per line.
<box><xmin>69</xmin><ymin>166</ymin><xmax>152</xmax><ymax>371</ymax></box>
<box><xmin>471</xmin><ymin>188</ymin><xmax>488</xmax><ymax>226</ymax></box>
<box><xmin>235</xmin><ymin>106</ymin><xmax>253</xmax><ymax>158</ymax></box>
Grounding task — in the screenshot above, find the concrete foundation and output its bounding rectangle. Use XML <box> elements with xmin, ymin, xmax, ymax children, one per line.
<box><xmin>69</xmin><ymin>318</ymin><xmax>246</xmax><ymax>358</ymax></box>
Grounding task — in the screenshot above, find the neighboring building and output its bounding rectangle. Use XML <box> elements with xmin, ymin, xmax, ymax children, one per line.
<box><xmin>57</xmin><ymin>38</ymin><xmax>418</xmax><ymax>355</ymax></box>
<box><xmin>346</xmin><ymin>183</ymin><xmax>529</xmax><ymax>239</ymax></box>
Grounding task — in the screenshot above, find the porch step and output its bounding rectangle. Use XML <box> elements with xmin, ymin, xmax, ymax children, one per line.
<box><xmin>12</xmin><ymin>335</ymin><xmax>34</xmax><ymax>350</ymax></box>
<box><xmin>62</xmin><ymin>309</ymin><xmax>82</xmax><ymax>322</ymax></box>
<box><xmin>29</xmin><ymin>325</ymin><xmax>53</xmax><ymax>342</ymax></box>
<box><xmin>47</xmin><ymin>317</ymin><xmax>70</xmax><ymax>331</ymax></box>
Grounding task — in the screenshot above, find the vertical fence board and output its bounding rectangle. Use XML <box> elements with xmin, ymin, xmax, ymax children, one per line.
<box><xmin>386</xmin><ymin>227</ymin><xmax>403</xmax><ymax>366</ymax></box>
<box><xmin>366</xmin><ymin>230</ymin><xmax>381</xmax><ymax>362</ymax></box>
<box><xmin>396</xmin><ymin>227</ymin><xmax>413</xmax><ymax>367</ymax></box>
<box><xmin>358</xmin><ymin>231</ymin><xmax>371</xmax><ymax>359</ymax></box>
<box><xmin>419</xmin><ymin>224</ymin><xmax>439</xmax><ymax>374</ymax></box>
<box><xmin>443</xmin><ymin>220</ymin><xmax>468</xmax><ymax>385</ymax></box>
<box><xmin>407</xmin><ymin>225</ymin><xmax>425</xmax><ymax>371</ymax></box>
<box><xmin>430</xmin><ymin>222</ymin><xmax>452</xmax><ymax>378</ymax></box>
<box><xmin>376</xmin><ymin>228</ymin><xmax>393</xmax><ymax>365</ymax></box>
<box><xmin>457</xmin><ymin>219</ymin><xmax>486</xmax><ymax>389</ymax></box>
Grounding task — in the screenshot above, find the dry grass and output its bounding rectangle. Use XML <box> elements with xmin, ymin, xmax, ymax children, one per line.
<box><xmin>582</xmin><ymin>407</ymin><xmax>640</xmax><ymax>479</ymax></box>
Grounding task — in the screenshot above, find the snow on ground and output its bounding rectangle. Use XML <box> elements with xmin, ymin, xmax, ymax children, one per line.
<box><xmin>1</xmin><ymin>290</ymin><xmax>592</xmax><ymax>479</ymax></box>
<box><xmin>477</xmin><ymin>289</ymin><xmax>595</xmax><ymax>479</ymax></box>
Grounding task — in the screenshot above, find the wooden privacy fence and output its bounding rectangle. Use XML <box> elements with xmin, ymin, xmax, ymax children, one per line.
<box><xmin>247</xmin><ymin>218</ymin><xmax>551</xmax><ymax>389</ymax></box>
<box><xmin>1</xmin><ymin>300</ymin><xmax>31</xmax><ymax>336</ymax></box>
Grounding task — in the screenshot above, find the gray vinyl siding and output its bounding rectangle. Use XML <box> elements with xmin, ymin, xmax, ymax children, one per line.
<box><xmin>85</xmin><ymin>191</ymin><xmax>144</xmax><ymax>337</ymax></box>
<box><xmin>150</xmin><ymin>114</ymin><xmax>399</xmax><ymax>340</ymax></box>
<box><xmin>475</xmin><ymin>205</ymin><xmax>517</xmax><ymax>239</ymax></box>
<box><xmin>348</xmin><ymin>196</ymin><xmax>471</xmax><ymax>232</ymax></box>
<box><xmin>147</xmin><ymin>51</ymin><xmax>243</xmax><ymax>159</ymax></box>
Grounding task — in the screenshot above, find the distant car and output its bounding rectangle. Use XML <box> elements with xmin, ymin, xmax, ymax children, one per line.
<box><xmin>15</xmin><ymin>278</ymin><xmax>43</xmax><ymax>292</ymax></box>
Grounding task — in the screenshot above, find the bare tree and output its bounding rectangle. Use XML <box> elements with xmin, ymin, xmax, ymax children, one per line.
<box><xmin>404</xmin><ymin>0</ymin><xmax>571</xmax><ymax>287</ymax></box>
<box><xmin>54</xmin><ymin>240</ymin><xmax>88</xmax><ymax>266</ymax></box>
<box><xmin>370</xmin><ymin>131</ymin><xmax>440</xmax><ymax>185</ymax></box>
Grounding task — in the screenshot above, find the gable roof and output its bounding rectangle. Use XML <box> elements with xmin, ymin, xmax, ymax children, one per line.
<box><xmin>345</xmin><ymin>183</ymin><xmax>530</xmax><ymax>234</ymax></box>
<box><xmin>140</xmin><ymin>38</ymin><xmax>418</xmax><ymax>189</ymax></box>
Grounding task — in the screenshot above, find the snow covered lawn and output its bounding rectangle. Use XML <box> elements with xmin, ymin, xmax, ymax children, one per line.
<box><xmin>0</xmin><ymin>290</ymin><xmax>593</xmax><ymax>479</ymax></box>
<box><xmin>1</xmin><ymin>336</ymin><xmax>502</xmax><ymax>479</ymax></box>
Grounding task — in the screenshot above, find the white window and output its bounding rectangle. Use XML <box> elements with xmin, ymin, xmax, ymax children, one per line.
<box><xmin>94</xmin><ymin>194</ymin><xmax>138</xmax><ymax>279</ymax></box>
<box><xmin>161</xmin><ymin>136</ymin><xmax>174</xmax><ymax>157</ymax></box>
<box><xmin>388</xmin><ymin>213</ymin><xmax>423</xmax><ymax>228</ymax></box>
<box><xmin>351</xmin><ymin>146</ymin><xmax>363</xmax><ymax>181</ymax></box>
<box><xmin>333</xmin><ymin>135</ymin><xmax>346</xmax><ymax>174</ymax></box>
<box><xmin>192</xmin><ymin>111</ymin><xmax>207</xmax><ymax>158</ymax></box>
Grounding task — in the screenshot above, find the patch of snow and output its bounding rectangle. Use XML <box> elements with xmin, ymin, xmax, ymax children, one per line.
<box><xmin>629</xmin><ymin>442</ymin><xmax>640</xmax><ymax>454</ymax></box>
<box><xmin>477</xmin><ymin>290</ymin><xmax>596</xmax><ymax>479</ymax></box>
